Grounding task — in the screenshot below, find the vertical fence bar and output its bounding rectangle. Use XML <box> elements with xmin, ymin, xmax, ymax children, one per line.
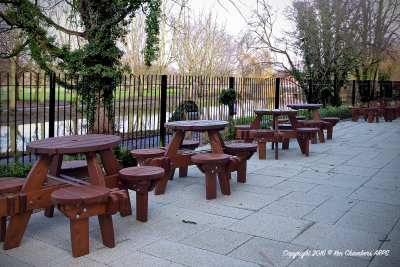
<box><xmin>352</xmin><ymin>80</ymin><xmax>356</xmax><ymax>106</ymax></box>
<box><xmin>49</xmin><ymin>72</ymin><xmax>56</xmax><ymax>138</ymax></box>
<box><xmin>160</xmin><ymin>75</ymin><xmax>167</xmax><ymax>147</ymax></box>
<box><xmin>275</xmin><ymin>77</ymin><xmax>280</xmax><ymax>109</ymax></box>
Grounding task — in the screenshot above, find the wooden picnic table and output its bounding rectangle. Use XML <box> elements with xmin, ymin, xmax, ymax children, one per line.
<box><xmin>252</xmin><ymin>109</ymin><xmax>299</xmax><ymax>132</ymax></box>
<box><xmin>2</xmin><ymin>134</ymin><xmax>122</xmax><ymax>250</ymax></box>
<box><xmin>287</xmin><ymin>104</ymin><xmax>323</xmax><ymax>120</ymax></box>
<box><xmin>151</xmin><ymin>120</ymin><xmax>229</xmax><ymax>194</ymax></box>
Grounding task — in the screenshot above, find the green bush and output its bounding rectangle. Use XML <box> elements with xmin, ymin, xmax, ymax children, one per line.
<box><xmin>218</xmin><ymin>88</ymin><xmax>237</xmax><ymax>116</ymax></box>
<box><xmin>318</xmin><ymin>106</ymin><xmax>351</xmax><ymax>119</ymax></box>
<box><xmin>0</xmin><ymin>154</ymin><xmax>33</xmax><ymax>178</ymax></box>
<box><xmin>112</xmin><ymin>145</ymin><xmax>138</xmax><ymax>169</ymax></box>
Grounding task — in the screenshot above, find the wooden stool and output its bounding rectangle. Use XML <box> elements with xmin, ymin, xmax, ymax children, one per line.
<box><xmin>61</xmin><ymin>160</ymin><xmax>88</xmax><ymax>178</ymax></box>
<box><xmin>296</xmin><ymin>128</ymin><xmax>319</xmax><ymax>156</ymax></box>
<box><xmin>130</xmin><ymin>148</ymin><xmax>165</xmax><ymax>165</ymax></box>
<box><xmin>191</xmin><ymin>153</ymin><xmax>230</xmax><ymax>200</ymax></box>
<box><xmin>0</xmin><ymin>177</ymin><xmax>25</xmax><ymax>242</ymax></box>
<box><xmin>179</xmin><ymin>140</ymin><xmax>200</xmax><ymax>177</ymax></box>
<box><xmin>296</xmin><ymin>116</ymin><xmax>306</xmax><ymax>120</ymax></box>
<box><xmin>303</xmin><ymin>120</ymin><xmax>325</xmax><ymax>143</ymax></box>
<box><xmin>51</xmin><ymin>185</ymin><xmax>129</xmax><ymax>257</ymax></box>
<box><xmin>118</xmin><ymin>166</ymin><xmax>164</xmax><ymax>222</ymax></box>
<box><xmin>234</xmin><ymin>125</ymin><xmax>252</xmax><ymax>143</ymax></box>
<box><xmin>224</xmin><ymin>143</ymin><xmax>257</xmax><ymax>183</ymax></box>
<box><xmin>250</xmin><ymin>129</ymin><xmax>281</xmax><ymax>160</ymax></box>
<box><xmin>321</xmin><ymin>117</ymin><xmax>339</xmax><ymax>139</ymax></box>
<box><xmin>365</xmin><ymin>108</ymin><xmax>380</xmax><ymax>123</ymax></box>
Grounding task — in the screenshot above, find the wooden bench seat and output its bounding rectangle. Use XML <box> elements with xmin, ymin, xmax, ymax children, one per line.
<box><xmin>249</xmin><ymin>129</ymin><xmax>281</xmax><ymax>160</ymax></box>
<box><xmin>224</xmin><ymin>143</ymin><xmax>257</xmax><ymax>183</ymax></box>
<box><xmin>320</xmin><ymin>117</ymin><xmax>339</xmax><ymax>139</ymax></box>
<box><xmin>179</xmin><ymin>140</ymin><xmax>200</xmax><ymax>177</ymax></box>
<box><xmin>296</xmin><ymin>128</ymin><xmax>320</xmax><ymax>156</ymax></box>
<box><xmin>131</xmin><ymin>148</ymin><xmax>166</xmax><ymax>165</ymax></box>
<box><xmin>303</xmin><ymin>120</ymin><xmax>325</xmax><ymax>143</ymax></box>
<box><xmin>61</xmin><ymin>160</ymin><xmax>88</xmax><ymax>179</ymax></box>
<box><xmin>0</xmin><ymin>177</ymin><xmax>26</xmax><ymax>242</ymax></box>
<box><xmin>234</xmin><ymin>125</ymin><xmax>252</xmax><ymax>143</ymax></box>
<box><xmin>52</xmin><ymin>185</ymin><xmax>128</xmax><ymax>257</ymax></box>
<box><xmin>191</xmin><ymin>153</ymin><xmax>230</xmax><ymax>200</ymax></box>
<box><xmin>118</xmin><ymin>166</ymin><xmax>164</xmax><ymax>222</ymax></box>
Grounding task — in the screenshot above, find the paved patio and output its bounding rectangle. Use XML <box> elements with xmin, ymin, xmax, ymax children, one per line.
<box><xmin>1</xmin><ymin>120</ymin><xmax>400</xmax><ymax>266</ymax></box>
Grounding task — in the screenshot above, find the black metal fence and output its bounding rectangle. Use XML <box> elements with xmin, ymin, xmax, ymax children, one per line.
<box><xmin>1</xmin><ymin>73</ymin><xmax>399</xmax><ymax>164</ymax></box>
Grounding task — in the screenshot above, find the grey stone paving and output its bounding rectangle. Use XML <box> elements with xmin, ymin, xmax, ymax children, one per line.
<box><xmin>1</xmin><ymin>119</ymin><xmax>400</xmax><ymax>266</ymax></box>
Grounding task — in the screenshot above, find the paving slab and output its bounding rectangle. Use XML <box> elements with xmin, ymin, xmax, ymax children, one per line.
<box><xmin>259</xmin><ymin>199</ymin><xmax>316</xmax><ymax>218</ymax></box>
<box><xmin>368</xmin><ymin>241</ymin><xmax>400</xmax><ymax>267</ymax></box>
<box><xmin>335</xmin><ymin>211</ymin><xmax>399</xmax><ymax>234</ymax></box>
<box><xmin>292</xmin><ymin>223</ymin><xmax>386</xmax><ymax>261</ymax></box>
<box><xmin>140</xmin><ymin>239</ymin><xmax>258</xmax><ymax>267</ymax></box>
<box><xmin>109</xmin><ymin>251</ymin><xmax>184</xmax><ymax>267</ymax></box>
<box><xmin>279</xmin><ymin>191</ymin><xmax>331</xmax><ymax>206</ymax></box>
<box><xmin>348</xmin><ymin>187</ymin><xmax>400</xmax><ymax>205</ymax></box>
<box><xmin>288</xmin><ymin>254</ymin><xmax>369</xmax><ymax>267</ymax></box>
<box><xmin>303</xmin><ymin>197</ymin><xmax>357</xmax><ymax>224</ymax></box>
<box><xmin>228</xmin><ymin>212</ymin><xmax>313</xmax><ymax>242</ymax></box>
<box><xmin>180</xmin><ymin>227</ymin><xmax>252</xmax><ymax>255</ymax></box>
<box><xmin>228</xmin><ymin>236</ymin><xmax>306</xmax><ymax>266</ymax></box>
<box><xmin>308</xmin><ymin>184</ymin><xmax>355</xmax><ymax>197</ymax></box>
<box><xmin>272</xmin><ymin>181</ymin><xmax>317</xmax><ymax>192</ymax></box>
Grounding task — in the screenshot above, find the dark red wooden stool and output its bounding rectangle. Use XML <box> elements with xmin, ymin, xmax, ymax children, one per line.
<box><xmin>130</xmin><ymin>148</ymin><xmax>165</xmax><ymax>165</ymax></box>
<box><xmin>224</xmin><ymin>143</ymin><xmax>257</xmax><ymax>183</ymax></box>
<box><xmin>179</xmin><ymin>140</ymin><xmax>200</xmax><ymax>177</ymax></box>
<box><xmin>118</xmin><ymin>166</ymin><xmax>164</xmax><ymax>222</ymax></box>
<box><xmin>191</xmin><ymin>153</ymin><xmax>230</xmax><ymax>200</ymax></box>
<box><xmin>296</xmin><ymin>128</ymin><xmax>320</xmax><ymax>156</ymax></box>
<box><xmin>250</xmin><ymin>129</ymin><xmax>281</xmax><ymax>160</ymax></box>
<box><xmin>0</xmin><ymin>177</ymin><xmax>25</xmax><ymax>242</ymax></box>
<box><xmin>51</xmin><ymin>185</ymin><xmax>128</xmax><ymax>257</ymax></box>
<box><xmin>234</xmin><ymin>125</ymin><xmax>252</xmax><ymax>143</ymax></box>
<box><xmin>303</xmin><ymin>120</ymin><xmax>325</xmax><ymax>143</ymax></box>
<box><xmin>321</xmin><ymin>117</ymin><xmax>339</xmax><ymax>139</ymax></box>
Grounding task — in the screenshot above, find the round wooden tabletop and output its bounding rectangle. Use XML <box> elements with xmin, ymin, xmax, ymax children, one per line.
<box><xmin>254</xmin><ymin>109</ymin><xmax>298</xmax><ymax>116</ymax></box>
<box><xmin>164</xmin><ymin>120</ymin><xmax>229</xmax><ymax>132</ymax></box>
<box><xmin>287</xmin><ymin>104</ymin><xmax>323</xmax><ymax>110</ymax></box>
<box><xmin>26</xmin><ymin>134</ymin><xmax>121</xmax><ymax>154</ymax></box>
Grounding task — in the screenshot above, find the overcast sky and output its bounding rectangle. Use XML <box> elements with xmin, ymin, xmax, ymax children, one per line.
<box><xmin>188</xmin><ymin>0</ymin><xmax>293</xmax><ymax>36</ymax></box>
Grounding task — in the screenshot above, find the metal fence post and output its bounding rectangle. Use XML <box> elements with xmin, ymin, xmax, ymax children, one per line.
<box><xmin>308</xmin><ymin>79</ymin><xmax>313</xmax><ymax>103</ymax></box>
<box><xmin>352</xmin><ymin>80</ymin><xmax>356</xmax><ymax>106</ymax></box>
<box><xmin>160</xmin><ymin>75</ymin><xmax>167</xmax><ymax>146</ymax></box>
<box><xmin>229</xmin><ymin>77</ymin><xmax>235</xmax><ymax>89</ymax></box>
<box><xmin>49</xmin><ymin>72</ymin><xmax>56</xmax><ymax>138</ymax></box>
<box><xmin>333</xmin><ymin>75</ymin><xmax>338</xmax><ymax>106</ymax></box>
<box><xmin>275</xmin><ymin>77</ymin><xmax>280</xmax><ymax>109</ymax></box>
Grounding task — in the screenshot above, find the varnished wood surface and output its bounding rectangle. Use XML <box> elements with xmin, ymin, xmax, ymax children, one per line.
<box><xmin>119</xmin><ymin>166</ymin><xmax>165</xmax><ymax>181</ymax></box>
<box><xmin>296</xmin><ymin>128</ymin><xmax>320</xmax><ymax>133</ymax></box>
<box><xmin>131</xmin><ymin>148</ymin><xmax>165</xmax><ymax>158</ymax></box>
<box><xmin>254</xmin><ymin>109</ymin><xmax>298</xmax><ymax>116</ymax></box>
<box><xmin>191</xmin><ymin>153</ymin><xmax>230</xmax><ymax>164</ymax></box>
<box><xmin>51</xmin><ymin>185</ymin><xmax>111</xmax><ymax>205</ymax></box>
<box><xmin>26</xmin><ymin>135</ymin><xmax>121</xmax><ymax>154</ymax></box>
<box><xmin>224</xmin><ymin>143</ymin><xmax>258</xmax><ymax>152</ymax></box>
<box><xmin>287</xmin><ymin>104</ymin><xmax>323</xmax><ymax>110</ymax></box>
<box><xmin>0</xmin><ymin>177</ymin><xmax>25</xmax><ymax>193</ymax></box>
<box><xmin>165</xmin><ymin>120</ymin><xmax>229</xmax><ymax>132</ymax></box>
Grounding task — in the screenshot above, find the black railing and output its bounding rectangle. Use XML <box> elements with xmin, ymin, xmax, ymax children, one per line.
<box><xmin>1</xmin><ymin>73</ymin><xmax>399</xmax><ymax>164</ymax></box>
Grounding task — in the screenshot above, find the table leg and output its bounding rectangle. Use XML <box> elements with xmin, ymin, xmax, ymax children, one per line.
<box><xmin>86</xmin><ymin>152</ymin><xmax>106</xmax><ymax>186</ymax></box>
<box><xmin>100</xmin><ymin>149</ymin><xmax>120</xmax><ymax>175</ymax></box>
<box><xmin>208</xmin><ymin>131</ymin><xmax>224</xmax><ymax>153</ymax></box>
<box><xmin>312</xmin><ymin>109</ymin><xmax>321</xmax><ymax>120</ymax></box>
<box><xmin>45</xmin><ymin>155</ymin><xmax>63</xmax><ymax>218</ymax></box>
<box><xmin>4</xmin><ymin>155</ymin><xmax>52</xmax><ymax>249</ymax></box>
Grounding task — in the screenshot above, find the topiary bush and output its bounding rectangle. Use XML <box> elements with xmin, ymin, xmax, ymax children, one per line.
<box><xmin>169</xmin><ymin>100</ymin><xmax>199</xmax><ymax>121</ymax></box>
<box><xmin>218</xmin><ymin>88</ymin><xmax>237</xmax><ymax>116</ymax></box>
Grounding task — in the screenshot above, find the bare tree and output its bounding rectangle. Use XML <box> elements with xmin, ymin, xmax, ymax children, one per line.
<box><xmin>175</xmin><ymin>9</ymin><xmax>236</xmax><ymax>76</ymax></box>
